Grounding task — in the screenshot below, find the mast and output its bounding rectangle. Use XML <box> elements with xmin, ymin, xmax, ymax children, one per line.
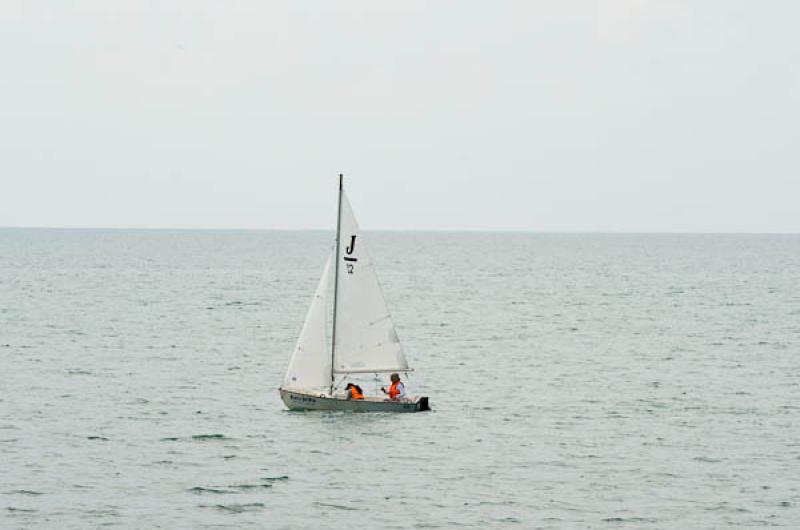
<box><xmin>330</xmin><ymin>173</ymin><xmax>343</xmax><ymax>395</ymax></box>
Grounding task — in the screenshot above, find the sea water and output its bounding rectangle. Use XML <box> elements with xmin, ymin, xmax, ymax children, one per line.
<box><xmin>1</xmin><ymin>229</ymin><xmax>798</xmax><ymax>529</ymax></box>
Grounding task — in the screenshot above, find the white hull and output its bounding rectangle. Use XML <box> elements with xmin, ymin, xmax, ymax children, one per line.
<box><xmin>279</xmin><ymin>388</ymin><xmax>430</xmax><ymax>413</ymax></box>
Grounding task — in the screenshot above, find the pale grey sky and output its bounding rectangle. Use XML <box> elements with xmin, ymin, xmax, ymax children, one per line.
<box><xmin>1</xmin><ymin>1</ymin><xmax>798</xmax><ymax>232</ymax></box>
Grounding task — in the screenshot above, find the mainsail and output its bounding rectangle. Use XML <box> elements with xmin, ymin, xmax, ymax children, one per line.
<box><xmin>282</xmin><ymin>253</ymin><xmax>332</xmax><ymax>391</ymax></box>
<box><xmin>332</xmin><ymin>192</ymin><xmax>410</xmax><ymax>374</ymax></box>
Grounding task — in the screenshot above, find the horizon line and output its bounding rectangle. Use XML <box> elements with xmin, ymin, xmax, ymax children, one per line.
<box><xmin>1</xmin><ymin>225</ymin><xmax>799</xmax><ymax>236</ymax></box>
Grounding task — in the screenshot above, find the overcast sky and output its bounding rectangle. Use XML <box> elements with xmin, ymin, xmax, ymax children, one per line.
<box><xmin>1</xmin><ymin>1</ymin><xmax>798</xmax><ymax>232</ymax></box>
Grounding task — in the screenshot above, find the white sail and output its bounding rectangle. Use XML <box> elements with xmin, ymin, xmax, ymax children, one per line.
<box><xmin>282</xmin><ymin>253</ymin><xmax>332</xmax><ymax>391</ymax></box>
<box><xmin>333</xmin><ymin>192</ymin><xmax>410</xmax><ymax>374</ymax></box>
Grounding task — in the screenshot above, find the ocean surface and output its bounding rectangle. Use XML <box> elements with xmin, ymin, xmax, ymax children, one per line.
<box><xmin>1</xmin><ymin>228</ymin><xmax>798</xmax><ymax>529</ymax></box>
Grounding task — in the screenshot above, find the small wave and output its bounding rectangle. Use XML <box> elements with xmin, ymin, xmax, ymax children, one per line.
<box><xmin>476</xmin><ymin>500</ymin><xmax>517</xmax><ymax>507</ymax></box>
<box><xmin>191</xmin><ymin>434</ymin><xmax>229</xmax><ymax>440</ymax></box>
<box><xmin>189</xmin><ymin>487</ymin><xmax>235</xmax><ymax>495</ymax></box>
<box><xmin>87</xmin><ymin>436</ymin><xmax>109</xmax><ymax>441</ymax></box>
<box><xmin>6</xmin><ymin>507</ymin><xmax>37</xmax><ymax>513</ymax></box>
<box><xmin>261</xmin><ymin>475</ymin><xmax>289</xmax><ymax>482</ymax></box>
<box><xmin>6</xmin><ymin>490</ymin><xmax>44</xmax><ymax>495</ymax></box>
<box><xmin>603</xmin><ymin>517</ymin><xmax>655</xmax><ymax>523</ymax></box>
<box><xmin>693</xmin><ymin>456</ymin><xmax>722</xmax><ymax>463</ymax></box>
<box><xmin>231</xmin><ymin>483</ymin><xmax>272</xmax><ymax>491</ymax></box>
<box><xmin>202</xmin><ymin>503</ymin><xmax>265</xmax><ymax>513</ymax></box>
<box><xmin>160</xmin><ymin>437</ymin><xmax>179</xmax><ymax>442</ymax></box>
<box><xmin>313</xmin><ymin>502</ymin><xmax>358</xmax><ymax>511</ymax></box>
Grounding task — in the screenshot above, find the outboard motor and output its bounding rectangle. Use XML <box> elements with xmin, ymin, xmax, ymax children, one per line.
<box><xmin>418</xmin><ymin>397</ymin><xmax>430</xmax><ymax>411</ymax></box>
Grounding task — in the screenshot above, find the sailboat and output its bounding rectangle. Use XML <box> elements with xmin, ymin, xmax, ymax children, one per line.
<box><xmin>278</xmin><ymin>175</ymin><xmax>430</xmax><ymax>412</ymax></box>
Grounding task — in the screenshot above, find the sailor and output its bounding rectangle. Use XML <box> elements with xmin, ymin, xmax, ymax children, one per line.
<box><xmin>381</xmin><ymin>373</ymin><xmax>406</xmax><ymax>401</ymax></box>
<box><xmin>345</xmin><ymin>383</ymin><xmax>364</xmax><ymax>400</ymax></box>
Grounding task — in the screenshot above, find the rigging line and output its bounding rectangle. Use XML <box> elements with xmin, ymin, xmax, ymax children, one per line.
<box><xmin>331</xmin><ymin>374</ymin><xmax>347</xmax><ymax>394</ymax></box>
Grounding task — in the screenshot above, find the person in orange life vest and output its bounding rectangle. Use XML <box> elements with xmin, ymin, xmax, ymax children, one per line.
<box><xmin>381</xmin><ymin>373</ymin><xmax>407</xmax><ymax>401</ymax></box>
<box><xmin>345</xmin><ymin>383</ymin><xmax>364</xmax><ymax>400</ymax></box>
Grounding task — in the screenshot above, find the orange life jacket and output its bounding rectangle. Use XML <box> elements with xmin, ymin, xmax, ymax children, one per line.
<box><xmin>349</xmin><ymin>386</ymin><xmax>364</xmax><ymax>400</ymax></box>
<box><xmin>388</xmin><ymin>380</ymin><xmax>403</xmax><ymax>399</ymax></box>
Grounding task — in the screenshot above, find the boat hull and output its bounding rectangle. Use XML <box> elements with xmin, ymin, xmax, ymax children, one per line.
<box><xmin>279</xmin><ymin>388</ymin><xmax>430</xmax><ymax>413</ymax></box>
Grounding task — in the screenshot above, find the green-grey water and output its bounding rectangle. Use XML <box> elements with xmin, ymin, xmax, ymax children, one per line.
<box><xmin>1</xmin><ymin>229</ymin><xmax>799</xmax><ymax>528</ymax></box>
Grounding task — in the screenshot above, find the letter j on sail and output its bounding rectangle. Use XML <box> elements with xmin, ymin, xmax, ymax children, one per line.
<box><xmin>344</xmin><ymin>234</ymin><xmax>358</xmax><ymax>273</ymax></box>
